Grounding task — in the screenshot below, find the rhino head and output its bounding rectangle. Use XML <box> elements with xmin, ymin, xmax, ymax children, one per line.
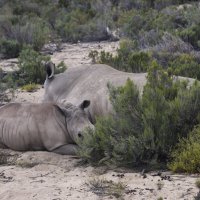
<box><xmin>58</xmin><ymin>100</ymin><xmax>94</xmax><ymax>142</ymax></box>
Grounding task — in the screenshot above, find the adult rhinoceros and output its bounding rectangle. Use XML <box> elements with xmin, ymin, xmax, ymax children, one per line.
<box><xmin>43</xmin><ymin>63</ymin><xmax>147</xmax><ymax>123</ymax></box>
<box><xmin>43</xmin><ymin>62</ymin><xmax>194</xmax><ymax>123</ymax></box>
<box><xmin>0</xmin><ymin>101</ymin><xmax>93</xmax><ymax>155</ymax></box>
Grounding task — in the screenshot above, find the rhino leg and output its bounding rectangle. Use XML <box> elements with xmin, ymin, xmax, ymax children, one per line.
<box><xmin>52</xmin><ymin>144</ymin><xmax>78</xmax><ymax>155</ymax></box>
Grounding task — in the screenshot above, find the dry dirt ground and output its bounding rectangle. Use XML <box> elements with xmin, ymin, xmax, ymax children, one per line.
<box><xmin>0</xmin><ymin>41</ymin><xmax>200</xmax><ymax>200</ymax></box>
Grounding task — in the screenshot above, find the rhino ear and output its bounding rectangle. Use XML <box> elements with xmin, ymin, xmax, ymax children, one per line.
<box><xmin>79</xmin><ymin>100</ymin><xmax>90</xmax><ymax>110</ymax></box>
<box><xmin>45</xmin><ymin>61</ymin><xmax>55</xmax><ymax>79</ymax></box>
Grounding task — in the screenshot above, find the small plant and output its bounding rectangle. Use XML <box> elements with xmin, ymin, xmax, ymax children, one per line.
<box><xmin>157</xmin><ymin>180</ymin><xmax>164</xmax><ymax>190</ymax></box>
<box><xmin>196</xmin><ymin>179</ymin><xmax>200</xmax><ymax>189</ymax></box>
<box><xmin>88</xmin><ymin>178</ymin><xmax>126</xmax><ymax>199</ymax></box>
<box><xmin>157</xmin><ymin>197</ymin><xmax>163</xmax><ymax>200</ymax></box>
<box><xmin>55</xmin><ymin>61</ymin><xmax>67</xmax><ymax>74</ymax></box>
<box><xmin>21</xmin><ymin>83</ymin><xmax>39</xmax><ymax>92</ymax></box>
<box><xmin>0</xmin><ymin>73</ymin><xmax>16</xmax><ymax>104</ymax></box>
<box><xmin>89</xmin><ymin>50</ymin><xmax>98</xmax><ymax>64</ymax></box>
<box><xmin>195</xmin><ymin>191</ymin><xmax>200</xmax><ymax>200</ymax></box>
<box><xmin>16</xmin><ymin>160</ymin><xmax>39</xmax><ymax>168</ymax></box>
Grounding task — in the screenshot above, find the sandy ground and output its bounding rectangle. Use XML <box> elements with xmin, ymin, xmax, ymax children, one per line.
<box><xmin>0</xmin><ymin>41</ymin><xmax>200</xmax><ymax>200</ymax></box>
<box><xmin>0</xmin><ymin>150</ymin><xmax>199</xmax><ymax>200</ymax></box>
<box><xmin>0</xmin><ymin>41</ymin><xmax>119</xmax><ymax>72</ymax></box>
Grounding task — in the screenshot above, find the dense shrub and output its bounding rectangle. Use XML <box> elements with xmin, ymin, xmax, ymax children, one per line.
<box><xmin>0</xmin><ymin>73</ymin><xmax>15</xmax><ymax>104</ymax></box>
<box><xmin>179</xmin><ymin>23</ymin><xmax>200</xmax><ymax>50</ymax></box>
<box><xmin>2</xmin><ymin>19</ymin><xmax>50</xmax><ymax>51</ymax></box>
<box><xmin>18</xmin><ymin>46</ymin><xmax>67</xmax><ymax>85</ymax></box>
<box><xmin>152</xmin><ymin>33</ymin><xmax>193</xmax><ymax>53</ymax></box>
<box><xmin>169</xmin><ymin>54</ymin><xmax>200</xmax><ymax>79</ymax></box>
<box><xmin>0</xmin><ymin>39</ymin><xmax>21</xmax><ymax>58</ymax></box>
<box><xmin>169</xmin><ymin>126</ymin><xmax>200</xmax><ymax>173</ymax></box>
<box><xmin>78</xmin><ymin>61</ymin><xmax>200</xmax><ymax>167</ymax></box>
<box><xmin>141</xmin><ymin>61</ymin><xmax>200</xmax><ymax>161</ymax></box>
<box><xmin>0</xmin><ymin>1</ymin><xmax>50</xmax><ymax>53</ymax></box>
<box><xmin>18</xmin><ymin>46</ymin><xmax>50</xmax><ymax>84</ymax></box>
<box><xmin>55</xmin><ymin>8</ymin><xmax>110</xmax><ymax>42</ymax></box>
<box><xmin>78</xmin><ymin>79</ymin><xmax>144</xmax><ymax>166</ymax></box>
<box><xmin>1</xmin><ymin>0</ymin><xmax>200</xmax><ymax>48</ymax></box>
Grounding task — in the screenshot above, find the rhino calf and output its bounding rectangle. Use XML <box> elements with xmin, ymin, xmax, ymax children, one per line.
<box><xmin>0</xmin><ymin>101</ymin><xmax>94</xmax><ymax>155</ymax></box>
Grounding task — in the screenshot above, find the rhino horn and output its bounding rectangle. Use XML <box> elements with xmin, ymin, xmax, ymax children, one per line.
<box><xmin>79</xmin><ymin>100</ymin><xmax>90</xmax><ymax>110</ymax></box>
<box><xmin>45</xmin><ymin>61</ymin><xmax>55</xmax><ymax>79</ymax></box>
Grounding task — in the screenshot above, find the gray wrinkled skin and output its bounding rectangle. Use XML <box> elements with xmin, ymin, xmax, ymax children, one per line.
<box><xmin>43</xmin><ymin>64</ymin><xmax>195</xmax><ymax>123</ymax></box>
<box><xmin>0</xmin><ymin>102</ymin><xmax>94</xmax><ymax>155</ymax></box>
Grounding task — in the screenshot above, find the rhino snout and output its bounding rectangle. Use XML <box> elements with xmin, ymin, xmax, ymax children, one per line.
<box><xmin>78</xmin><ymin>125</ymin><xmax>95</xmax><ymax>139</ymax></box>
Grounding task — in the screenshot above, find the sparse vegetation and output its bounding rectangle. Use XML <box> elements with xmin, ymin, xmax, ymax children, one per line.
<box><xmin>15</xmin><ymin>160</ymin><xmax>39</xmax><ymax>168</ymax></box>
<box><xmin>196</xmin><ymin>179</ymin><xmax>200</xmax><ymax>189</ymax></box>
<box><xmin>88</xmin><ymin>178</ymin><xmax>126</xmax><ymax>199</ymax></box>
<box><xmin>157</xmin><ymin>181</ymin><xmax>164</xmax><ymax>190</ymax></box>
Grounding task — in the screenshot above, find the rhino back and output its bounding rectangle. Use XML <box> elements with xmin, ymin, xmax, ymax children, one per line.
<box><xmin>0</xmin><ymin>103</ymin><xmax>70</xmax><ymax>151</ymax></box>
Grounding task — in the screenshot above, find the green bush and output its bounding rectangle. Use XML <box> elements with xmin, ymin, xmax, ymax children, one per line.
<box><xmin>179</xmin><ymin>23</ymin><xmax>200</xmax><ymax>50</ymax></box>
<box><xmin>78</xmin><ymin>61</ymin><xmax>200</xmax><ymax>167</ymax></box>
<box><xmin>1</xmin><ymin>0</ymin><xmax>200</xmax><ymax>49</ymax></box>
<box><xmin>0</xmin><ymin>73</ymin><xmax>16</xmax><ymax>104</ymax></box>
<box><xmin>141</xmin><ymin>61</ymin><xmax>200</xmax><ymax>161</ymax></box>
<box><xmin>106</xmin><ymin>50</ymin><xmax>151</xmax><ymax>72</ymax></box>
<box><xmin>18</xmin><ymin>46</ymin><xmax>50</xmax><ymax>84</ymax></box>
<box><xmin>97</xmin><ymin>40</ymin><xmax>151</xmax><ymax>72</ymax></box>
<box><xmin>127</xmin><ymin>51</ymin><xmax>151</xmax><ymax>72</ymax></box>
<box><xmin>89</xmin><ymin>50</ymin><xmax>98</xmax><ymax>63</ymax></box>
<box><xmin>97</xmin><ymin>42</ymin><xmax>200</xmax><ymax>80</ymax></box>
<box><xmin>0</xmin><ymin>39</ymin><xmax>21</xmax><ymax>58</ymax></box>
<box><xmin>55</xmin><ymin>61</ymin><xmax>67</xmax><ymax>74</ymax></box>
<box><xmin>13</xmin><ymin>19</ymin><xmax>50</xmax><ymax>51</ymax></box>
<box><xmin>55</xmin><ymin>8</ymin><xmax>109</xmax><ymax>42</ymax></box>
<box><xmin>78</xmin><ymin>79</ymin><xmax>144</xmax><ymax>166</ymax></box>
<box><xmin>21</xmin><ymin>83</ymin><xmax>39</xmax><ymax>92</ymax></box>
<box><xmin>169</xmin><ymin>126</ymin><xmax>200</xmax><ymax>173</ymax></box>
<box><xmin>169</xmin><ymin>54</ymin><xmax>200</xmax><ymax>79</ymax></box>
<box><xmin>18</xmin><ymin>46</ymin><xmax>67</xmax><ymax>85</ymax></box>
